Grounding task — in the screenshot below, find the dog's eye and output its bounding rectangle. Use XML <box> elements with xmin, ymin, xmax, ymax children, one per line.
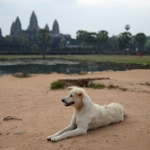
<box><xmin>70</xmin><ymin>94</ymin><xmax>73</xmax><ymax>97</ymax></box>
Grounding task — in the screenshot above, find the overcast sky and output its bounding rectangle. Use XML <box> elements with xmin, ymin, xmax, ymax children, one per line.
<box><xmin>0</xmin><ymin>0</ymin><xmax>150</xmax><ymax>38</ymax></box>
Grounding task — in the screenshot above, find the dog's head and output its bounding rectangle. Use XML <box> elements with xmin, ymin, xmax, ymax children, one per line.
<box><xmin>61</xmin><ymin>87</ymin><xmax>85</xmax><ymax>109</ymax></box>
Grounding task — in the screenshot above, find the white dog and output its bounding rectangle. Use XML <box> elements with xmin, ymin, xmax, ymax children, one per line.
<box><xmin>47</xmin><ymin>87</ymin><xmax>126</xmax><ymax>142</ymax></box>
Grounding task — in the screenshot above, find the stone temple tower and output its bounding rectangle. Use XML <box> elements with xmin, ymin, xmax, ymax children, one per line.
<box><xmin>10</xmin><ymin>22</ymin><xmax>15</xmax><ymax>36</ymax></box>
<box><xmin>45</xmin><ymin>24</ymin><xmax>50</xmax><ymax>31</ymax></box>
<box><xmin>0</xmin><ymin>28</ymin><xmax>2</xmax><ymax>39</ymax></box>
<box><xmin>28</xmin><ymin>11</ymin><xmax>39</xmax><ymax>31</ymax></box>
<box><xmin>51</xmin><ymin>20</ymin><xmax>60</xmax><ymax>35</ymax></box>
<box><xmin>10</xmin><ymin>17</ymin><xmax>22</xmax><ymax>37</ymax></box>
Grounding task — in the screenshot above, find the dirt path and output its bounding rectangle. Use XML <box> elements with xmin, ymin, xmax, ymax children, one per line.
<box><xmin>0</xmin><ymin>70</ymin><xmax>150</xmax><ymax>150</ymax></box>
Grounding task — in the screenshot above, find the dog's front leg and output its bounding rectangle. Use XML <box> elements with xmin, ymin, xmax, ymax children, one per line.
<box><xmin>51</xmin><ymin>127</ymin><xmax>87</xmax><ymax>142</ymax></box>
<box><xmin>47</xmin><ymin>124</ymin><xmax>76</xmax><ymax>141</ymax></box>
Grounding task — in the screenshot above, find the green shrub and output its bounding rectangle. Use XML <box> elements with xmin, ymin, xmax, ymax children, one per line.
<box><xmin>50</xmin><ymin>80</ymin><xmax>65</xmax><ymax>90</ymax></box>
<box><xmin>23</xmin><ymin>72</ymin><xmax>29</xmax><ymax>77</ymax></box>
<box><xmin>87</xmin><ymin>82</ymin><xmax>106</xmax><ymax>89</ymax></box>
<box><xmin>120</xmin><ymin>88</ymin><xmax>128</xmax><ymax>91</ymax></box>
<box><xmin>107</xmin><ymin>84</ymin><xmax>119</xmax><ymax>89</ymax></box>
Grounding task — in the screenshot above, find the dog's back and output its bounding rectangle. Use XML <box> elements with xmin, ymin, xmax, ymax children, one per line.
<box><xmin>88</xmin><ymin>103</ymin><xmax>125</xmax><ymax>129</ymax></box>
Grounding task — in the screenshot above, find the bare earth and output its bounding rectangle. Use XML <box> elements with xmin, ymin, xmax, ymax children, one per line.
<box><xmin>0</xmin><ymin>69</ymin><xmax>150</xmax><ymax>150</ymax></box>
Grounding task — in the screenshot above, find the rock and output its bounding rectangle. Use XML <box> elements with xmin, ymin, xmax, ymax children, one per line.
<box><xmin>14</xmin><ymin>131</ymin><xmax>26</xmax><ymax>135</ymax></box>
<box><xmin>79</xmin><ymin>71</ymin><xmax>87</xmax><ymax>75</ymax></box>
<box><xmin>146</xmin><ymin>82</ymin><xmax>150</xmax><ymax>86</ymax></box>
<box><xmin>12</xmin><ymin>72</ymin><xmax>31</xmax><ymax>78</ymax></box>
<box><xmin>3</xmin><ymin>116</ymin><xmax>22</xmax><ymax>121</ymax></box>
<box><xmin>113</xmin><ymin>132</ymin><xmax>119</xmax><ymax>136</ymax></box>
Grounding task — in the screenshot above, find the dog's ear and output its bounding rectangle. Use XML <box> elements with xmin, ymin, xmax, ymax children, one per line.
<box><xmin>67</xmin><ymin>86</ymin><xmax>75</xmax><ymax>90</ymax></box>
<box><xmin>78</xmin><ymin>93</ymin><xmax>83</xmax><ymax>97</ymax></box>
<box><xmin>77</xmin><ymin>90</ymin><xmax>84</xmax><ymax>98</ymax></box>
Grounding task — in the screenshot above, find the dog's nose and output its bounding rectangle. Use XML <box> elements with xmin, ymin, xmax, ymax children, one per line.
<box><xmin>61</xmin><ymin>98</ymin><xmax>65</xmax><ymax>102</ymax></box>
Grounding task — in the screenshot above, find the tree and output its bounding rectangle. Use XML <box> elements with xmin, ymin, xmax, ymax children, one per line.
<box><xmin>17</xmin><ymin>34</ymin><xmax>29</xmax><ymax>53</ymax></box>
<box><xmin>96</xmin><ymin>30</ymin><xmax>109</xmax><ymax>53</ymax></box>
<box><xmin>135</xmin><ymin>33</ymin><xmax>146</xmax><ymax>51</ymax></box>
<box><xmin>38</xmin><ymin>29</ymin><xmax>53</xmax><ymax>59</ymax></box>
<box><xmin>144</xmin><ymin>39</ymin><xmax>150</xmax><ymax>51</ymax></box>
<box><xmin>96</xmin><ymin>30</ymin><xmax>109</xmax><ymax>44</ymax></box>
<box><xmin>109</xmin><ymin>36</ymin><xmax>119</xmax><ymax>51</ymax></box>
<box><xmin>76</xmin><ymin>30</ymin><xmax>88</xmax><ymax>47</ymax></box>
<box><xmin>31</xmin><ymin>44</ymin><xmax>39</xmax><ymax>53</ymax></box>
<box><xmin>4</xmin><ymin>35</ymin><xmax>12</xmax><ymax>50</ymax></box>
<box><xmin>118</xmin><ymin>32</ymin><xmax>132</xmax><ymax>50</ymax></box>
<box><xmin>86</xmin><ymin>32</ymin><xmax>97</xmax><ymax>45</ymax></box>
<box><xmin>125</xmin><ymin>25</ymin><xmax>130</xmax><ymax>31</ymax></box>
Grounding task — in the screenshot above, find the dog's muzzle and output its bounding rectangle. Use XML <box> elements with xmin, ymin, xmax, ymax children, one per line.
<box><xmin>61</xmin><ymin>98</ymin><xmax>75</xmax><ymax>106</ymax></box>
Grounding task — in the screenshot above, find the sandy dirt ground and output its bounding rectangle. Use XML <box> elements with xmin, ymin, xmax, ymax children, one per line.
<box><xmin>0</xmin><ymin>69</ymin><xmax>150</xmax><ymax>150</ymax></box>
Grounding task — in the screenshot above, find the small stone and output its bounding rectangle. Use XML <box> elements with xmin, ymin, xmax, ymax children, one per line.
<box><xmin>113</xmin><ymin>132</ymin><xmax>119</xmax><ymax>136</ymax></box>
<box><xmin>14</xmin><ymin>131</ymin><xmax>26</xmax><ymax>135</ymax></box>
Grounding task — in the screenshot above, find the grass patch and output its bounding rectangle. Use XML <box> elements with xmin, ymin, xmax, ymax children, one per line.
<box><xmin>107</xmin><ymin>84</ymin><xmax>119</xmax><ymax>89</ymax></box>
<box><xmin>50</xmin><ymin>80</ymin><xmax>65</xmax><ymax>90</ymax></box>
<box><xmin>120</xmin><ymin>88</ymin><xmax>128</xmax><ymax>91</ymax></box>
<box><xmin>23</xmin><ymin>72</ymin><xmax>29</xmax><ymax>77</ymax></box>
<box><xmin>0</xmin><ymin>55</ymin><xmax>150</xmax><ymax>64</ymax></box>
<box><xmin>87</xmin><ymin>82</ymin><xmax>106</xmax><ymax>89</ymax></box>
<box><xmin>140</xmin><ymin>83</ymin><xmax>146</xmax><ymax>86</ymax></box>
<box><xmin>48</xmin><ymin>55</ymin><xmax>150</xmax><ymax>65</ymax></box>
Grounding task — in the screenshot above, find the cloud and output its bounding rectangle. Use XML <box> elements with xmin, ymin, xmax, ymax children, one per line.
<box><xmin>77</xmin><ymin>0</ymin><xmax>150</xmax><ymax>8</ymax></box>
<box><xmin>1</xmin><ymin>0</ymin><xmax>51</xmax><ymax>9</ymax></box>
<box><xmin>0</xmin><ymin>0</ymin><xmax>150</xmax><ymax>37</ymax></box>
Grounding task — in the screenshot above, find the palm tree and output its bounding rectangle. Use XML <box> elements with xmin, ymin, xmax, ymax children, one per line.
<box><xmin>96</xmin><ymin>30</ymin><xmax>109</xmax><ymax>53</ymax></box>
<box><xmin>31</xmin><ymin>44</ymin><xmax>39</xmax><ymax>53</ymax></box>
<box><xmin>76</xmin><ymin>30</ymin><xmax>88</xmax><ymax>47</ymax></box>
<box><xmin>96</xmin><ymin>30</ymin><xmax>109</xmax><ymax>43</ymax></box>
<box><xmin>86</xmin><ymin>32</ymin><xmax>97</xmax><ymax>45</ymax></box>
<box><xmin>17</xmin><ymin>34</ymin><xmax>29</xmax><ymax>54</ymax></box>
<box><xmin>125</xmin><ymin>25</ymin><xmax>130</xmax><ymax>31</ymax></box>
<box><xmin>38</xmin><ymin>29</ymin><xmax>53</xmax><ymax>59</ymax></box>
<box><xmin>110</xmin><ymin>36</ymin><xmax>119</xmax><ymax>52</ymax></box>
<box><xmin>4</xmin><ymin>35</ymin><xmax>12</xmax><ymax>50</ymax></box>
<box><xmin>118</xmin><ymin>32</ymin><xmax>132</xmax><ymax>50</ymax></box>
<box><xmin>135</xmin><ymin>33</ymin><xmax>146</xmax><ymax>51</ymax></box>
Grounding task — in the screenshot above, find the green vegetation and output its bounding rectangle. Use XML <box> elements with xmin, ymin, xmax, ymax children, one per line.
<box><xmin>139</xmin><ymin>83</ymin><xmax>146</xmax><ymax>86</ymax></box>
<box><xmin>23</xmin><ymin>72</ymin><xmax>29</xmax><ymax>77</ymax></box>
<box><xmin>120</xmin><ymin>88</ymin><xmax>128</xmax><ymax>91</ymax></box>
<box><xmin>87</xmin><ymin>82</ymin><xmax>106</xmax><ymax>89</ymax></box>
<box><xmin>50</xmin><ymin>80</ymin><xmax>65</xmax><ymax>90</ymax></box>
<box><xmin>0</xmin><ymin>55</ymin><xmax>150</xmax><ymax>65</ymax></box>
<box><xmin>107</xmin><ymin>84</ymin><xmax>119</xmax><ymax>89</ymax></box>
<box><xmin>38</xmin><ymin>28</ymin><xmax>53</xmax><ymax>59</ymax></box>
<box><xmin>54</xmin><ymin>55</ymin><xmax>150</xmax><ymax>64</ymax></box>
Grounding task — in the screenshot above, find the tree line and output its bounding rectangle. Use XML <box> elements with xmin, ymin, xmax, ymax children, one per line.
<box><xmin>0</xmin><ymin>27</ymin><xmax>150</xmax><ymax>58</ymax></box>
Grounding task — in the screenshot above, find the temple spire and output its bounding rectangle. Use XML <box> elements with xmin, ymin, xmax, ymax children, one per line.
<box><xmin>45</xmin><ymin>24</ymin><xmax>49</xmax><ymax>31</ymax></box>
<box><xmin>52</xmin><ymin>19</ymin><xmax>59</xmax><ymax>34</ymax></box>
<box><xmin>28</xmin><ymin>11</ymin><xmax>38</xmax><ymax>30</ymax></box>
<box><xmin>15</xmin><ymin>16</ymin><xmax>21</xmax><ymax>30</ymax></box>
<box><xmin>0</xmin><ymin>28</ymin><xmax>2</xmax><ymax>38</ymax></box>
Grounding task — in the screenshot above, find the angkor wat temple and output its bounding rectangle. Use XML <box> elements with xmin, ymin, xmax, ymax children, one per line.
<box><xmin>10</xmin><ymin>11</ymin><xmax>71</xmax><ymax>40</ymax></box>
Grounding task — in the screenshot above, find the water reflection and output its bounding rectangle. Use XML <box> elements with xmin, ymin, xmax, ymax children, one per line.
<box><xmin>0</xmin><ymin>63</ymin><xmax>124</xmax><ymax>75</ymax></box>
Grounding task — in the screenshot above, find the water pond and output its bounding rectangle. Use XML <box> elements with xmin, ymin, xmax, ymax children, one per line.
<box><xmin>0</xmin><ymin>59</ymin><xmax>126</xmax><ymax>75</ymax></box>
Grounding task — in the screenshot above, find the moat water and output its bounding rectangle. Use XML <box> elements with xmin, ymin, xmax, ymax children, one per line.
<box><xmin>0</xmin><ymin>60</ymin><xmax>125</xmax><ymax>75</ymax></box>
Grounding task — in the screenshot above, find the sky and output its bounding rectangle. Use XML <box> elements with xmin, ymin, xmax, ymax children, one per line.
<box><xmin>0</xmin><ymin>0</ymin><xmax>150</xmax><ymax>38</ymax></box>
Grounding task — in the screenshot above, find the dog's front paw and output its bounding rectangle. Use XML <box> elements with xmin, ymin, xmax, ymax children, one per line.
<box><xmin>51</xmin><ymin>136</ymin><xmax>59</xmax><ymax>142</ymax></box>
<box><xmin>47</xmin><ymin>135</ymin><xmax>53</xmax><ymax>141</ymax></box>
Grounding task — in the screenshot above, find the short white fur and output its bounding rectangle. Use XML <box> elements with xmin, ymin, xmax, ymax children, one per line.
<box><xmin>47</xmin><ymin>87</ymin><xmax>126</xmax><ymax>142</ymax></box>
